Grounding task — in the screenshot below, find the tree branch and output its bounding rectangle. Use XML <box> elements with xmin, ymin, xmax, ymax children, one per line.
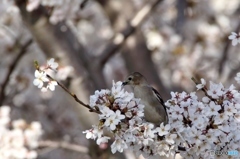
<box><xmin>218</xmin><ymin>21</ymin><xmax>240</xmax><ymax>76</ymax></box>
<box><xmin>80</xmin><ymin>0</ymin><xmax>89</xmax><ymax>9</ymax></box>
<box><xmin>38</xmin><ymin>140</ymin><xmax>88</xmax><ymax>153</ymax></box>
<box><xmin>15</xmin><ymin>0</ymin><xmax>107</xmax><ymax>92</ymax></box>
<box><xmin>46</xmin><ymin>74</ymin><xmax>101</xmax><ymax>114</ymax></box>
<box><xmin>0</xmin><ymin>39</ymin><xmax>33</xmax><ymax>105</ymax></box>
<box><xmin>98</xmin><ymin>0</ymin><xmax>163</xmax><ymax>67</ymax></box>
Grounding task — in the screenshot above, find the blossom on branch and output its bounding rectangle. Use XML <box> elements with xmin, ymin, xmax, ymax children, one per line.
<box><xmin>196</xmin><ymin>78</ymin><xmax>206</xmax><ymax>90</ymax></box>
<box><xmin>228</xmin><ymin>32</ymin><xmax>240</xmax><ymax>46</ymax></box>
<box><xmin>33</xmin><ymin>70</ymin><xmax>49</xmax><ymax>88</ymax></box>
<box><xmin>84</xmin><ymin>81</ymin><xmax>174</xmax><ymax>158</ymax></box>
<box><xmin>84</xmin><ymin>79</ymin><xmax>240</xmax><ymax>159</ymax></box>
<box><xmin>46</xmin><ymin>58</ymin><xmax>59</xmax><ymax>71</ymax></box>
<box><xmin>33</xmin><ymin>59</ymin><xmax>59</xmax><ymax>92</ymax></box>
<box><xmin>166</xmin><ymin>80</ymin><xmax>240</xmax><ymax>159</ymax></box>
<box><xmin>33</xmin><ymin>58</ymin><xmax>240</xmax><ymax>158</ymax></box>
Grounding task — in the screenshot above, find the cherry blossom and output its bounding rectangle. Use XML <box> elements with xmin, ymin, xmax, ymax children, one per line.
<box><xmin>33</xmin><ymin>59</ymin><xmax>60</xmax><ymax>92</ymax></box>
<box><xmin>235</xmin><ymin>72</ymin><xmax>240</xmax><ymax>84</ymax></box>
<box><xmin>111</xmin><ymin>138</ymin><xmax>128</xmax><ymax>153</ymax></box>
<box><xmin>156</xmin><ymin>123</ymin><xmax>170</xmax><ymax>136</ymax></box>
<box><xmin>83</xmin><ymin>81</ymin><xmax>174</xmax><ymax>156</ymax></box>
<box><xmin>47</xmin><ymin>58</ymin><xmax>59</xmax><ymax>70</ymax></box>
<box><xmin>33</xmin><ymin>58</ymin><xmax>240</xmax><ymax>159</ymax></box>
<box><xmin>33</xmin><ymin>70</ymin><xmax>49</xmax><ymax>88</ymax></box>
<box><xmin>46</xmin><ymin>80</ymin><xmax>58</xmax><ymax>91</ymax></box>
<box><xmin>228</xmin><ymin>32</ymin><xmax>240</xmax><ymax>46</ymax></box>
<box><xmin>0</xmin><ymin>106</ymin><xmax>42</xmax><ymax>159</ymax></box>
<box><xmin>196</xmin><ymin>78</ymin><xmax>206</xmax><ymax>90</ymax></box>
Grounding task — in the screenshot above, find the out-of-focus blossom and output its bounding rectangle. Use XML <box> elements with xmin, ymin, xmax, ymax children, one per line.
<box><xmin>26</xmin><ymin>0</ymin><xmax>84</xmax><ymax>24</ymax></box>
<box><xmin>145</xmin><ymin>30</ymin><xmax>163</xmax><ymax>50</ymax></box>
<box><xmin>228</xmin><ymin>32</ymin><xmax>240</xmax><ymax>46</ymax></box>
<box><xmin>0</xmin><ymin>106</ymin><xmax>11</xmax><ymax>127</ymax></box>
<box><xmin>235</xmin><ymin>72</ymin><xmax>240</xmax><ymax>84</ymax></box>
<box><xmin>47</xmin><ymin>58</ymin><xmax>59</xmax><ymax>70</ymax></box>
<box><xmin>26</xmin><ymin>0</ymin><xmax>40</xmax><ymax>12</ymax></box>
<box><xmin>0</xmin><ymin>106</ymin><xmax>42</xmax><ymax>159</ymax></box>
<box><xmin>56</xmin><ymin>66</ymin><xmax>74</xmax><ymax>81</ymax></box>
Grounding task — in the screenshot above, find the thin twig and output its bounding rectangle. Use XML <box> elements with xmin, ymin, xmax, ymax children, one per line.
<box><xmin>45</xmin><ymin>74</ymin><xmax>101</xmax><ymax>114</ymax></box>
<box><xmin>218</xmin><ymin>21</ymin><xmax>240</xmax><ymax>76</ymax></box>
<box><xmin>34</xmin><ymin>61</ymin><xmax>101</xmax><ymax>114</ymax></box>
<box><xmin>191</xmin><ymin>77</ymin><xmax>215</xmax><ymax>101</ymax></box>
<box><xmin>0</xmin><ymin>39</ymin><xmax>33</xmax><ymax>105</ymax></box>
<box><xmin>98</xmin><ymin>0</ymin><xmax>163</xmax><ymax>67</ymax></box>
<box><xmin>38</xmin><ymin>140</ymin><xmax>88</xmax><ymax>153</ymax></box>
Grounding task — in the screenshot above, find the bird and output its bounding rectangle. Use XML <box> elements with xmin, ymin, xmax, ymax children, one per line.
<box><xmin>122</xmin><ymin>72</ymin><xmax>168</xmax><ymax>125</ymax></box>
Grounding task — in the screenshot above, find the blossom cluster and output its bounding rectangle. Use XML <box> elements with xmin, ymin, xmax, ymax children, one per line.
<box><xmin>166</xmin><ymin>79</ymin><xmax>240</xmax><ymax>159</ymax></box>
<box><xmin>83</xmin><ymin>77</ymin><xmax>240</xmax><ymax>158</ymax></box>
<box><xmin>26</xmin><ymin>0</ymin><xmax>84</xmax><ymax>24</ymax></box>
<box><xmin>83</xmin><ymin>81</ymin><xmax>177</xmax><ymax>158</ymax></box>
<box><xmin>0</xmin><ymin>106</ymin><xmax>43</xmax><ymax>159</ymax></box>
<box><xmin>33</xmin><ymin>58</ymin><xmax>58</xmax><ymax>92</ymax></box>
<box><xmin>33</xmin><ymin>58</ymin><xmax>74</xmax><ymax>92</ymax></box>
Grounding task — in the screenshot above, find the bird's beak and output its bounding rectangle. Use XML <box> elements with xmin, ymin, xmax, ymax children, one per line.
<box><xmin>122</xmin><ymin>81</ymin><xmax>128</xmax><ymax>86</ymax></box>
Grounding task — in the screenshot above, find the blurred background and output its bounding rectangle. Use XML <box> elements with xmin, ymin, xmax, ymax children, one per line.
<box><xmin>0</xmin><ymin>0</ymin><xmax>240</xmax><ymax>158</ymax></box>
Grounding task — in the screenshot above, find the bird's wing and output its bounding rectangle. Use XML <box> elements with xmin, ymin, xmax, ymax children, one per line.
<box><xmin>151</xmin><ymin>87</ymin><xmax>168</xmax><ymax>113</ymax></box>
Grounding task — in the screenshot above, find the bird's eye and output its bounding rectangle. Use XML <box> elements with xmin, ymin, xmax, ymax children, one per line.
<box><xmin>128</xmin><ymin>77</ymin><xmax>132</xmax><ymax>81</ymax></box>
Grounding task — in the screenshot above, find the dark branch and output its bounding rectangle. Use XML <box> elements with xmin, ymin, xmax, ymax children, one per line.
<box><xmin>98</xmin><ymin>0</ymin><xmax>163</xmax><ymax>67</ymax></box>
<box><xmin>45</xmin><ymin>74</ymin><xmax>101</xmax><ymax>114</ymax></box>
<box><xmin>80</xmin><ymin>0</ymin><xmax>89</xmax><ymax>9</ymax></box>
<box><xmin>0</xmin><ymin>39</ymin><xmax>33</xmax><ymax>105</ymax></box>
<box><xmin>218</xmin><ymin>21</ymin><xmax>240</xmax><ymax>75</ymax></box>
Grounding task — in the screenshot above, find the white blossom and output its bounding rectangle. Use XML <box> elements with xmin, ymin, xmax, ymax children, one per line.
<box><xmin>228</xmin><ymin>32</ymin><xmax>240</xmax><ymax>46</ymax></box>
<box><xmin>78</xmin><ymin>76</ymin><xmax>240</xmax><ymax>158</ymax></box>
<box><xmin>104</xmin><ymin>114</ymin><xmax>119</xmax><ymax>131</ymax></box>
<box><xmin>56</xmin><ymin>66</ymin><xmax>73</xmax><ymax>81</ymax></box>
<box><xmin>165</xmin><ymin>134</ymin><xmax>177</xmax><ymax>144</ymax></box>
<box><xmin>143</xmin><ymin>123</ymin><xmax>155</xmax><ymax>138</ymax></box>
<box><xmin>47</xmin><ymin>58</ymin><xmax>59</xmax><ymax>70</ymax></box>
<box><xmin>156</xmin><ymin>123</ymin><xmax>170</xmax><ymax>136</ymax></box>
<box><xmin>33</xmin><ymin>70</ymin><xmax>49</xmax><ymax>88</ymax></box>
<box><xmin>46</xmin><ymin>80</ymin><xmax>58</xmax><ymax>91</ymax></box>
<box><xmin>207</xmin><ymin>81</ymin><xmax>224</xmax><ymax>99</ymax></box>
<box><xmin>26</xmin><ymin>0</ymin><xmax>40</xmax><ymax>12</ymax></box>
<box><xmin>196</xmin><ymin>78</ymin><xmax>206</xmax><ymax>90</ymax></box>
<box><xmin>83</xmin><ymin>125</ymin><xmax>102</xmax><ymax>140</ymax></box>
<box><xmin>208</xmin><ymin>101</ymin><xmax>221</xmax><ymax>116</ymax></box>
<box><xmin>165</xmin><ymin>78</ymin><xmax>240</xmax><ymax>158</ymax></box>
<box><xmin>96</xmin><ymin>136</ymin><xmax>110</xmax><ymax>145</ymax></box>
<box><xmin>235</xmin><ymin>72</ymin><xmax>240</xmax><ymax>84</ymax></box>
<box><xmin>0</xmin><ymin>106</ymin><xmax>42</xmax><ymax>159</ymax></box>
<box><xmin>111</xmin><ymin>137</ymin><xmax>128</xmax><ymax>153</ymax></box>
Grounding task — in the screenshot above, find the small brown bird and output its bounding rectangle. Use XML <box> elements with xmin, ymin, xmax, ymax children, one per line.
<box><xmin>122</xmin><ymin>72</ymin><xmax>168</xmax><ymax>125</ymax></box>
